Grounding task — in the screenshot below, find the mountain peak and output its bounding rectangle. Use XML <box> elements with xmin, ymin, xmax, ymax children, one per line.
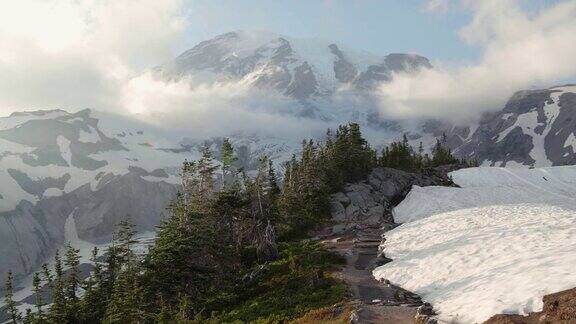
<box><xmin>155</xmin><ymin>31</ymin><xmax>432</xmax><ymax>99</ymax></box>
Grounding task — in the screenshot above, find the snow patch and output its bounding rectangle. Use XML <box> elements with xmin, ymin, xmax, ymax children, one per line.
<box><xmin>377</xmin><ymin>166</ymin><xmax>576</xmax><ymax>323</ymax></box>
<box><xmin>57</xmin><ymin>135</ymin><xmax>72</xmax><ymax>166</ymax></box>
<box><xmin>375</xmin><ymin>203</ymin><xmax>576</xmax><ymax>323</ymax></box>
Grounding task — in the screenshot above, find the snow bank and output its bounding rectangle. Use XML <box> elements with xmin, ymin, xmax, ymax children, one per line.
<box><xmin>394</xmin><ymin>166</ymin><xmax>576</xmax><ymax>223</ymax></box>
<box><xmin>375</xmin><ymin>166</ymin><xmax>576</xmax><ymax>323</ymax></box>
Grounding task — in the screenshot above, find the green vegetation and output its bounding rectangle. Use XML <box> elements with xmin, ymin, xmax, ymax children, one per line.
<box><xmin>3</xmin><ymin>124</ymin><xmax>467</xmax><ymax>323</ymax></box>
<box><xmin>211</xmin><ymin>242</ymin><xmax>346</xmax><ymax>323</ymax></box>
<box><xmin>380</xmin><ymin>134</ymin><xmax>478</xmax><ymax>172</ymax></box>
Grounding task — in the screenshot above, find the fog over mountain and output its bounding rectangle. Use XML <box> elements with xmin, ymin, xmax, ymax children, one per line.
<box><xmin>3</xmin><ymin>2</ymin><xmax>576</xmax><ymax>323</ymax></box>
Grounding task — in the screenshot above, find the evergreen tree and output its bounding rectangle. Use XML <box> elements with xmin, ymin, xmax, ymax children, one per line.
<box><xmin>49</xmin><ymin>251</ymin><xmax>67</xmax><ymax>324</ymax></box>
<box><xmin>246</xmin><ymin>157</ymin><xmax>280</xmax><ymax>261</ymax></box>
<box><xmin>32</xmin><ymin>272</ymin><xmax>45</xmax><ymax>322</ymax></box>
<box><xmin>79</xmin><ymin>247</ymin><xmax>107</xmax><ymax>323</ymax></box>
<box><xmin>196</xmin><ymin>145</ymin><xmax>218</xmax><ymax>205</ymax></box>
<box><xmin>145</xmin><ymin>151</ymin><xmax>237</xmax><ymax>315</ymax></box>
<box><xmin>431</xmin><ymin>139</ymin><xmax>458</xmax><ymax>167</ymax></box>
<box><xmin>221</xmin><ymin>137</ymin><xmax>237</xmax><ymax>189</ymax></box>
<box><xmin>4</xmin><ymin>271</ymin><xmax>21</xmax><ymax>324</ymax></box>
<box><xmin>64</xmin><ymin>243</ymin><xmax>81</xmax><ymax>322</ymax></box>
<box><xmin>104</xmin><ymin>220</ymin><xmax>146</xmax><ymax>323</ymax></box>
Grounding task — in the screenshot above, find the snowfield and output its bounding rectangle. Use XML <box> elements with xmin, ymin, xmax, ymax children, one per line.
<box><xmin>374</xmin><ymin>166</ymin><xmax>576</xmax><ymax>323</ymax></box>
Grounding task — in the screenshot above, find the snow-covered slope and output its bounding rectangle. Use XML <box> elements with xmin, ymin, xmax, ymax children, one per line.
<box><xmin>0</xmin><ymin>108</ymin><xmax>297</xmax><ymax>280</ymax></box>
<box><xmin>456</xmin><ymin>85</ymin><xmax>576</xmax><ymax>167</ymax></box>
<box><xmin>374</xmin><ymin>166</ymin><xmax>576</xmax><ymax>323</ymax></box>
<box><xmin>154</xmin><ymin>30</ymin><xmax>432</xmax><ymax>99</ymax></box>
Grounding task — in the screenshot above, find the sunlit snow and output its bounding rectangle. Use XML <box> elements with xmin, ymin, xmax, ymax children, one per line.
<box><xmin>374</xmin><ymin>166</ymin><xmax>576</xmax><ymax>323</ymax></box>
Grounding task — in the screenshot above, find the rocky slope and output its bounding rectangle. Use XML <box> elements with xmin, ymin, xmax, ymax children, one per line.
<box><xmin>455</xmin><ymin>85</ymin><xmax>576</xmax><ymax>167</ymax></box>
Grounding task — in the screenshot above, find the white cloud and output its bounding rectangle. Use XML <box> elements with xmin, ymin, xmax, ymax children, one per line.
<box><xmin>0</xmin><ymin>0</ymin><xmax>336</xmax><ymax>140</ymax></box>
<box><xmin>380</xmin><ymin>0</ymin><xmax>576</xmax><ymax>122</ymax></box>
<box><xmin>0</xmin><ymin>0</ymin><xmax>186</xmax><ymax>114</ymax></box>
<box><xmin>120</xmin><ymin>72</ymin><xmax>335</xmax><ymax>139</ymax></box>
<box><xmin>2</xmin><ymin>0</ymin><xmax>576</xmax><ymax>133</ymax></box>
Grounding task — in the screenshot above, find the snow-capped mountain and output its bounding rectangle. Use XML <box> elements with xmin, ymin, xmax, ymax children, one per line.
<box><xmin>154</xmin><ymin>30</ymin><xmax>432</xmax><ymax>99</ymax></box>
<box><xmin>454</xmin><ymin>85</ymin><xmax>576</xmax><ymax>167</ymax></box>
<box><xmin>0</xmin><ymin>108</ymin><xmax>297</xmax><ymax>280</ymax></box>
<box><xmin>1</xmin><ymin>30</ymin><xmax>576</xmax><ymax>284</ymax></box>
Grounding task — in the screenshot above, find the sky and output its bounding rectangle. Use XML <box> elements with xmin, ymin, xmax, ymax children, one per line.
<box><xmin>181</xmin><ymin>0</ymin><xmax>568</xmax><ymax>65</ymax></box>
<box><xmin>181</xmin><ymin>0</ymin><xmax>476</xmax><ymax>63</ymax></box>
<box><xmin>0</xmin><ymin>0</ymin><xmax>576</xmax><ymax>127</ymax></box>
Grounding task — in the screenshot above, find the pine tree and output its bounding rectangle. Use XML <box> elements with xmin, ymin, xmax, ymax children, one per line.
<box><xmin>49</xmin><ymin>251</ymin><xmax>67</xmax><ymax>324</ymax></box>
<box><xmin>248</xmin><ymin>157</ymin><xmax>280</xmax><ymax>261</ymax></box>
<box><xmin>181</xmin><ymin>145</ymin><xmax>218</xmax><ymax>218</ymax></box>
<box><xmin>196</xmin><ymin>145</ymin><xmax>218</xmax><ymax>205</ymax></box>
<box><xmin>32</xmin><ymin>272</ymin><xmax>45</xmax><ymax>322</ymax></box>
<box><xmin>4</xmin><ymin>271</ymin><xmax>21</xmax><ymax>324</ymax></box>
<box><xmin>64</xmin><ymin>243</ymin><xmax>81</xmax><ymax>321</ymax></box>
<box><xmin>79</xmin><ymin>247</ymin><xmax>107</xmax><ymax>323</ymax></box>
<box><xmin>431</xmin><ymin>138</ymin><xmax>457</xmax><ymax>167</ymax></box>
<box><xmin>221</xmin><ymin>137</ymin><xmax>237</xmax><ymax>189</ymax></box>
<box><xmin>103</xmin><ymin>269</ymin><xmax>145</xmax><ymax>324</ymax></box>
<box><xmin>104</xmin><ymin>220</ymin><xmax>146</xmax><ymax>324</ymax></box>
<box><xmin>145</xmin><ymin>157</ymin><xmax>237</xmax><ymax>314</ymax></box>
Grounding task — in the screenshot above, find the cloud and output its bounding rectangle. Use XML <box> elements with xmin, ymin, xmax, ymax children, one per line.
<box><xmin>120</xmin><ymin>72</ymin><xmax>337</xmax><ymax>139</ymax></box>
<box><xmin>422</xmin><ymin>0</ymin><xmax>451</xmax><ymax>14</ymax></box>
<box><xmin>0</xmin><ymin>0</ymin><xmax>186</xmax><ymax>114</ymax></box>
<box><xmin>0</xmin><ymin>0</ymin><xmax>337</xmax><ymax>140</ymax></box>
<box><xmin>379</xmin><ymin>0</ymin><xmax>576</xmax><ymax>122</ymax></box>
<box><xmin>3</xmin><ymin>0</ymin><xmax>576</xmax><ymax>134</ymax></box>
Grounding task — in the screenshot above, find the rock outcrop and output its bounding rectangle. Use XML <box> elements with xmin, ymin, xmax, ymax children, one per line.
<box><xmin>485</xmin><ymin>287</ymin><xmax>576</xmax><ymax>324</ymax></box>
<box><xmin>328</xmin><ymin>167</ymin><xmax>452</xmax><ymax>233</ymax></box>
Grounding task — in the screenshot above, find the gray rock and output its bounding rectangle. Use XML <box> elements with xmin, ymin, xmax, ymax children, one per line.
<box><xmin>329</xmin><ymin>167</ymin><xmax>451</xmax><ymax>227</ymax></box>
<box><xmin>330</xmin><ymin>201</ymin><xmax>347</xmax><ymax>222</ymax></box>
<box><xmin>0</xmin><ymin>170</ymin><xmax>178</xmax><ymax>281</ymax></box>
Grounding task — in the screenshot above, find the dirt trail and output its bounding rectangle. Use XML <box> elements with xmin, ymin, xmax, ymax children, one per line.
<box><xmin>319</xmin><ymin>223</ymin><xmax>425</xmax><ymax>324</ymax></box>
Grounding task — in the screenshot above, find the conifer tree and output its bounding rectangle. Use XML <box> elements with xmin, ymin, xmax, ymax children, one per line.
<box><xmin>32</xmin><ymin>272</ymin><xmax>45</xmax><ymax>322</ymax></box>
<box><xmin>4</xmin><ymin>271</ymin><xmax>21</xmax><ymax>324</ymax></box>
<box><xmin>221</xmin><ymin>137</ymin><xmax>237</xmax><ymax>188</ymax></box>
<box><xmin>79</xmin><ymin>247</ymin><xmax>107</xmax><ymax>323</ymax></box>
<box><xmin>104</xmin><ymin>220</ymin><xmax>145</xmax><ymax>324</ymax></box>
<box><xmin>196</xmin><ymin>145</ymin><xmax>218</xmax><ymax>205</ymax></box>
<box><xmin>247</xmin><ymin>156</ymin><xmax>280</xmax><ymax>261</ymax></box>
<box><xmin>49</xmin><ymin>251</ymin><xmax>67</xmax><ymax>324</ymax></box>
<box><xmin>64</xmin><ymin>243</ymin><xmax>81</xmax><ymax>322</ymax></box>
